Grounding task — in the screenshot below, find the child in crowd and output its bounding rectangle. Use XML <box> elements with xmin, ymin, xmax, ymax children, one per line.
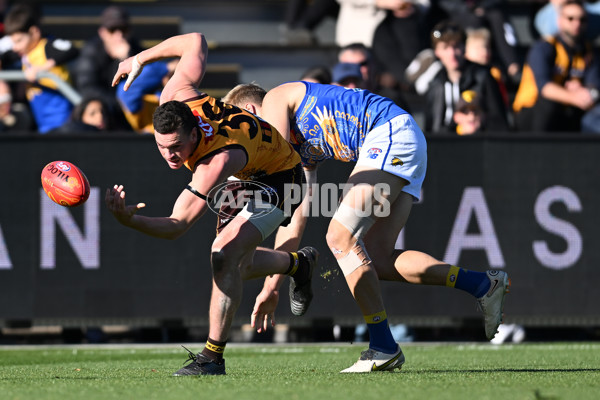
<box><xmin>453</xmin><ymin>90</ymin><xmax>484</xmax><ymax>135</ymax></box>
<box><xmin>4</xmin><ymin>4</ymin><xmax>78</xmax><ymax>133</ymax></box>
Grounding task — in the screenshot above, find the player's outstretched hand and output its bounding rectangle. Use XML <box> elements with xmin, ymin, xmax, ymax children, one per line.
<box><xmin>112</xmin><ymin>55</ymin><xmax>144</xmax><ymax>91</ymax></box>
<box><xmin>251</xmin><ymin>288</ymin><xmax>280</xmax><ymax>333</ymax></box>
<box><xmin>105</xmin><ymin>184</ymin><xmax>146</xmax><ymax>226</ymax></box>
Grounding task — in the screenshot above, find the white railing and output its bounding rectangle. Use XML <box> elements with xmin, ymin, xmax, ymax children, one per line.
<box><xmin>0</xmin><ymin>70</ymin><xmax>82</xmax><ymax>105</ymax></box>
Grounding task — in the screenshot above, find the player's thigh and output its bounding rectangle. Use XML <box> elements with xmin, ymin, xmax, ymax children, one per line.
<box><xmin>341</xmin><ymin>164</ymin><xmax>407</xmax><ymax>211</ymax></box>
<box><xmin>327</xmin><ymin>166</ymin><xmax>406</xmax><ymax>250</ymax></box>
<box><xmin>212</xmin><ymin>215</ymin><xmax>263</xmax><ymax>262</ymax></box>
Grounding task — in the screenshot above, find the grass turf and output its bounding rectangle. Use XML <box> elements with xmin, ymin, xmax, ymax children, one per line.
<box><xmin>0</xmin><ymin>342</ymin><xmax>599</xmax><ymax>400</ymax></box>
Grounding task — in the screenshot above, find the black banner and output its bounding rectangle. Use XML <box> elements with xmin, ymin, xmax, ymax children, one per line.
<box><xmin>1</xmin><ymin>135</ymin><xmax>599</xmax><ymax>327</ymax></box>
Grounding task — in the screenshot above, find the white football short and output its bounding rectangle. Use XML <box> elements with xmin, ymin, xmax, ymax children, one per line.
<box><xmin>356</xmin><ymin>114</ymin><xmax>427</xmax><ymax>201</ymax></box>
<box><xmin>238</xmin><ymin>200</ymin><xmax>286</xmax><ymax>241</ymax></box>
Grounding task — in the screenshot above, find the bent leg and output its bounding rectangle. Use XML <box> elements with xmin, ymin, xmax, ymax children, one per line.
<box><xmin>208</xmin><ymin>216</ymin><xmax>265</xmax><ymax>343</ymax></box>
<box><xmin>327</xmin><ymin>166</ymin><xmax>406</xmax><ymax>315</ymax></box>
<box><xmin>327</xmin><ymin>166</ymin><xmax>406</xmax><ymax>354</ymax></box>
<box><xmin>363</xmin><ymin>191</ymin><xmax>449</xmax><ymax>285</ymax></box>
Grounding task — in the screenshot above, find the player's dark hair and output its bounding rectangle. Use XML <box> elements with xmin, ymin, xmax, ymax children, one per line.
<box><xmin>4</xmin><ymin>4</ymin><xmax>41</xmax><ymax>35</ymax></box>
<box><xmin>153</xmin><ymin>100</ymin><xmax>197</xmax><ymax>136</ymax></box>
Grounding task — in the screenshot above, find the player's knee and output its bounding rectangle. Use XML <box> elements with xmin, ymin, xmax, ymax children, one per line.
<box><xmin>210</xmin><ymin>248</ymin><xmax>228</xmax><ymax>275</ymax></box>
<box><xmin>335</xmin><ymin>239</ymin><xmax>373</xmax><ymax>277</ymax></box>
<box><xmin>325</xmin><ymin>226</ymin><xmax>350</xmax><ymax>253</ymax></box>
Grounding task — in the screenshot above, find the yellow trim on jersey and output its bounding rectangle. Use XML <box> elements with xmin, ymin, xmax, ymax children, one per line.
<box><xmin>513</xmin><ymin>36</ymin><xmax>591</xmax><ymax>112</ymax></box>
<box><xmin>25</xmin><ymin>38</ymin><xmax>72</xmax><ymax>90</ymax></box>
<box><xmin>122</xmin><ymin>93</ymin><xmax>159</xmax><ymax>134</ymax></box>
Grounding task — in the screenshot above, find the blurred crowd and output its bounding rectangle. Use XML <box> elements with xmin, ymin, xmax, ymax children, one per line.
<box><xmin>1</xmin><ymin>0</ymin><xmax>600</xmax><ymax>136</ymax></box>
<box><xmin>0</xmin><ymin>3</ymin><xmax>174</xmax><ymax>135</ymax></box>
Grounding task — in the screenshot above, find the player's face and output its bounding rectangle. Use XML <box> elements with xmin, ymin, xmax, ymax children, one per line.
<box><xmin>155</xmin><ymin>128</ymin><xmax>197</xmax><ymax>169</ymax></box>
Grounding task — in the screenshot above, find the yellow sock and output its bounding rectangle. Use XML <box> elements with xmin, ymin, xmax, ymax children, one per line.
<box><xmin>446</xmin><ymin>265</ymin><xmax>460</xmax><ymax>288</ymax></box>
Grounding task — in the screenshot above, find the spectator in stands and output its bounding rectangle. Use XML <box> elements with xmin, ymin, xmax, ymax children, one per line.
<box><xmin>437</xmin><ymin>0</ymin><xmax>521</xmax><ymax>83</ymax></box>
<box><xmin>0</xmin><ymin>79</ymin><xmax>33</xmax><ymax>133</ymax></box>
<box><xmin>4</xmin><ymin>4</ymin><xmax>79</xmax><ymax>134</ymax></box>
<box><xmin>335</xmin><ymin>0</ymin><xmax>385</xmax><ymax>48</ymax></box>
<box><xmin>464</xmin><ymin>27</ymin><xmax>509</xmax><ymax>106</ymax></box>
<box><xmin>513</xmin><ymin>0</ymin><xmax>600</xmax><ymax>133</ymax></box>
<box><xmin>73</xmin><ymin>5</ymin><xmax>142</xmax><ymax>131</ymax></box>
<box><xmin>300</xmin><ymin>65</ymin><xmax>332</xmax><ymax>84</ymax></box>
<box><xmin>331</xmin><ymin>62</ymin><xmax>364</xmax><ymax>88</ymax></box>
<box><xmin>424</xmin><ymin>21</ymin><xmax>509</xmax><ymax>134</ymax></box>
<box><xmin>371</xmin><ymin>1</ymin><xmax>432</xmax><ymax>90</ymax></box>
<box><xmin>282</xmin><ymin>0</ymin><xmax>339</xmax><ymax>44</ymax></box>
<box><xmin>116</xmin><ymin>58</ymin><xmax>177</xmax><ymax>134</ymax></box>
<box><xmin>404</xmin><ymin>48</ymin><xmax>443</xmax><ymax>96</ymax></box>
<box><xmin>453</xmin><ymin>90</ymin><xmax>484</xmax><ymax>135</ymax></box>
<box><xmin>0</xmin><ymin>0</ymin><xmax>19</xmax><ymax>70</ymax></box>
<box><xmin>337</xmin><ymin>42</ymin><xmax>410</xmax><ymax>108</ymax></box>
<box><xmin>52</xmin><ymin>96</ymin><xmax>117</xmax><ymax>133</ymax></box>
<box><xmin>338</xmin><ymin>43</ymin><xmax>377</xmax><ymax>92</ymax></box>
<box><xmin>535</xmin><ymin>0</ymin><xmax>600</xmax><ymax>40</ymax></box>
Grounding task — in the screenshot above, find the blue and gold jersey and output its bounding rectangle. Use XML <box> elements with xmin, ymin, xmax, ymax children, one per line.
<box><xmin>291</xmin><ymin>82</ymin><xmax>406</xmax><ymax>167</ymax></box>
<box><xmin>23</xmin><ymin>37</ymin><xmax>78</xmax><ymax>133</ymax></box>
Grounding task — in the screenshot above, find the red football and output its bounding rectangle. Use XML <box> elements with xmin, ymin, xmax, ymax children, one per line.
<box><xmin>41</xmin><ymin>161</ymin><xmax>90</xmax><ymax>207</ymax></box>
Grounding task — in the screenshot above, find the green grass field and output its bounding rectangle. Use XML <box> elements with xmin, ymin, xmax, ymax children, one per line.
<box><xmin>1</xmin><ymin>342</ymin><xmax>599</xmax><ymax>400</ymax></box>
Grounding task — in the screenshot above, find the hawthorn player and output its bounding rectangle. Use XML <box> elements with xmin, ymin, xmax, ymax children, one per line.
<box><xmin>106</xmin><ymin>32</ymin><xmax>317</xmax><ymax>376</ymax></box>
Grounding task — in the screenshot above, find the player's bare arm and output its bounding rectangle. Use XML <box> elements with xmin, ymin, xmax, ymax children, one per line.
<box><xmin>106</xmin><ymin>148</ymin><xmax>247</xmax><ymax>240</ymax></box>
<box><xmin>260</xmin><ymin>82</ymin><xmax>307</xmax><ymax>140</ymax></box>
<box><xmin>111</xmin><ymin>32</ymin><xmax>208</xmax><ymax>102</ymax></box>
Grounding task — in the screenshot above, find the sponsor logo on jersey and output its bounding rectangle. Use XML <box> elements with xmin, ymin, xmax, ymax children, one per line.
<box><xmin>198</xmin><ymin>119</ymin><xmax>214</xmax><ymax>139</ymax></box>
<box><xmin>367</xmin><ymin>147</ymin><xmax>382</xmax><ymax>159</ymax></box>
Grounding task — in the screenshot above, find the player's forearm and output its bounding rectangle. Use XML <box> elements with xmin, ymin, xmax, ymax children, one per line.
<box><xmin>136</xmin><ymin>33</ymin><xmax>207</xmax><ymax>66</ymax></box>
<box><xmin>124</xmin><ymin>214</ymin><xmax>193</xmax><ymax>240</ymax></box>
<box><xmin>263</xmin><ymin>274</ymin><xmax>286</xmax><ymax>292</ymax></box>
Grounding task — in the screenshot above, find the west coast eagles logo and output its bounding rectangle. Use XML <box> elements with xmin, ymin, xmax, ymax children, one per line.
<box><xmin>391</xmin><ymin>157</ymin><xmax>404</xmax><ymax>166</ymax></box>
